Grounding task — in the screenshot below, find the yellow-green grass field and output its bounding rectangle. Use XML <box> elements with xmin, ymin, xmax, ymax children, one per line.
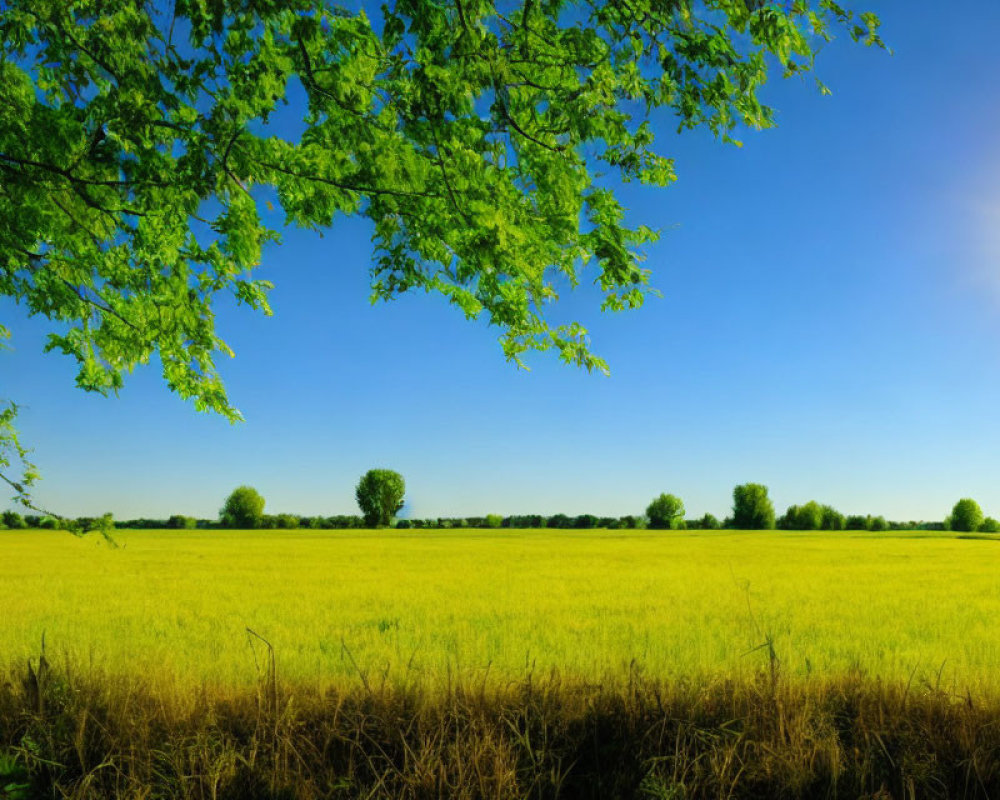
<box><xmin>2</xmin><ymin>528</ymin><xmax>999</xmax><ymax>694</ymax></box>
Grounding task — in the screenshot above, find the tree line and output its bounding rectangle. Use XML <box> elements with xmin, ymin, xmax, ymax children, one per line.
<box><xmin>4</xmin><ymin>473</ymin><xmax>991</xmax><ymax>535</ymax></box>
<box><xmin>643</xmin><ymin>485</ymin><xmax>998</xmax><ymax>533</ymax></box>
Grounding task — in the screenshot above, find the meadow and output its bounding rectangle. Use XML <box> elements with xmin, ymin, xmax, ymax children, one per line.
<box><xmin>5</xmin><ymin>528</ymin><xmax>1000</xmax><ymax>799</ymax></box>
<box><xmin>3</xmin><ymin>527</ymin><xmax>999</xmax><ymax>693</ymax></box>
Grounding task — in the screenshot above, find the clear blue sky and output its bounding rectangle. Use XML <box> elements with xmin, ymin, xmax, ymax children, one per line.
<box><xmin>6</xmin><ymin>1</ymin><xmax>1000</xmax><ymax>522</ymax></box>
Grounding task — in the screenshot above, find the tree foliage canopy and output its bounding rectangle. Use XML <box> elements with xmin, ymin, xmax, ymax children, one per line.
<box><xmin>778</xmin><ymin>500</ymin><xmax>822</xmax><ymax>530</ymax></box>
<box><xmin>220</xmin><ymin>485</ymin><xmax>266</xmax><ymax>528</ymax></box>
<box><xmin>646</xmin><ymin>492</ymin><xmax>684</xmax><ymax>529</ymax></box>
<box><xmin>732</xmin><ymin>482</ymin><xmax>774</xmax><ymax>530</ymax></box>
<box><xmin>948</xmin><ymin>498</ymin><xmax>984</xmax><ymax>533</ymax></box>
<box><xmin>355</xmin><ymin>468</ymin><xmax>405</xmax><ymax>527</ymax></box>
<box><xmin>0</xmin><ymin>0</ymin><xmax>882</xmax><ymax>503</ymax></box>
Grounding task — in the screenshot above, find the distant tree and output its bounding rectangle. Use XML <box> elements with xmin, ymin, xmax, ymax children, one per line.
<box><xmin>220</xmin><ymin>486</ymin><xmax>266</xmax><ymax>529</ymax></box>
<box><xmin>547</xmin><ymin>514</ymin><xmax>572</xmax><ymax>529</ymax></box>
<box><xmin>24</xmin><ymin>515</ymin><xmax>40</xmax><ymax>527</ymax></box>
<box><xmin>355</xmin><ymin>469</ymin><xmax>405</xmax><ymax>528</ymax></box>
<box><xmin>980</xmin><ymin>517</ymin><xmax>1000</xmax><ymax>533</ymax></box>
<box><xmin>485</xmin><ymin>514</ymin><xmax>503</xmax><ymax>529</ymax></box>
<box><xmin>820</xmin><ymin>505</ymin><xmax>845</xmax><ymax>531</ymax></box>
<box><xmin>573</xmin><ymin>514</ymin><xmax>598</xmax><ymax>529</ymax></box>
<box><xmin>844</xmin><ymin>514</ymin><xmax>868</xmax><ymax>530</ymax></box>
<box><xmin>948</xmin><ymin>498</ymin><xmax>984</xmax><ymax>532</ymax></box>
<box><xmin>395</xmin><ymin>519</ymin><xmax>411</xmax><ymax>529</ymax></box>
<box><xmin>868</xmin><ymin>515</ymin><xmax>889</xmax><ymax>532</ymax></box>
<box><xmin>166</xmin><ymin>514</ymin><xmax>197</xmax><ymax>530</ymax></box>
<box><xmin>1</xmin><ymin>510</ymin><xmax>26</xmax><ymax>529</ymax></box>
<box><xmin>619</xmin><ymin>515</ymin><xmax>640</xmax><ymax>530</ymax></box>
<box><xmin>699</xmin><ymin>513</ymin><xmax>721</xmax><ymax>530</ymax></box>
<box><xmin>39</xmin><ymin>516</ymin><xmax>58</xmax><ymax>530</ymax></box>
<box><xmin>275</xmin><ymin>513</ymin><xmax>300</xmax><ymax>530</ymax></box>
<box><xmin>778</xmin><ymin>501</ymin><xmax>822</xmax><ymax>531</ymax></box>
<box><xmin>646</xmin><ymin>494</ymin><xmax>685</xmax><ymax>530</ymax></box>
<box><xmin>732</xmin><ymin>484</ymin><xmax>775</xmax><ymax>530</ymax></box>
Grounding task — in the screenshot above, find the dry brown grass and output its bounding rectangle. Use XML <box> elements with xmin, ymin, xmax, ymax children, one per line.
<box><xmin>2</xmin><ymin>652</ymin><xmax>1000</xmax><ymax>799</ymax></box>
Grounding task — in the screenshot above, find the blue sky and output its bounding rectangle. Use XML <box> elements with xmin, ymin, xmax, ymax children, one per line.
<box><xmin>6</xmin><ymin>0</ymin><xmax>1000</xmax><ymax>522</ymax></box>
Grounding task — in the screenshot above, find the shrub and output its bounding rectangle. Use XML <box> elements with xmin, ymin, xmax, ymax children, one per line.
<box><xmin>645</xmin><ymin>494</ymin><xmax>685</xmax><ymax>530</ymax></box>
<box><xmin>395</xmin><ymin>519</ymin><xmax>411</xmax><ymax>529</ymax></box>
<box><xmin>355</xmin><ymin>469</ymin><xmax>405</xmax><ymax>528</ymax></box>
<box><xmin>980</xmin><ymin>517</ymin><xmax>1000</xmax><ymax>533</ymax></box>
<box><xmin>485</xmin><ymin>514</ymin><xmax>503</xmax><ymax>528</ymax></box>
<box><xmin>503</xmin><ymin>514</ymin><xmax>544</xmax><ymax>528</ymax></box>
<box><xmin>275</xmin><ymin>513</ymin><xmax>300</xmax><ymax>530</ymax></box>
<box><xmin>845</xmin><ymin>515</ymin><xmax>868</xmax><ymax>530</ymax></box>
<box><xmin>220</xmin><ymin>486</ymin><xmax>265</xmax><ymax>528</ymax></box>
<box><xmin>619</xmin><ymin>515</ymin><xmax>639</xmax><ymax>529</ymax></box>
<box><xmin>778</xmin><ymin>502</ymin><xmax>822</xmax><ymax>531</ymax></box>
<box><xmin>820</xmin><ymin>505</ymin><xmax>845</xmax><ymax>531</ymax></box>
<box><xmin>868</xmin><ymin>515</ymin><xmax>888</xmax><ymax>532</ymax></box>
<box><xmin>39</xmin><ymin>516</ymin><xmax>58</xmax><ymax>530</ymax></box>
<box><xmin>166</xmin><ymin>514</ymin><xmax>197</xmax><ymax>530</ymax></box>
<box><xmin>948</xmin><ymin>498</ymin><xmax>984</xmax><ymax>533</ymax></box>
<box><xmin>1</xmin><ymin>510</ymin><xmax>26</xmax><ymax>529</ymax></box>
<box><xmin>700</xmin><ymin>513</ymin><xmax>721</xmax><ymax>530</ymax></box>
<box><xmin>327</xmin><ymin>515</ymin><xmax>364</xmax><ymax>529</ymax></box>
<box><xmin>732</xmin><ymin>483</ymin><xmax>775</xmax><ymax>530</ymax></box>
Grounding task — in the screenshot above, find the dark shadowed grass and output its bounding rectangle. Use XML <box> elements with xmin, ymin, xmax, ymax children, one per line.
<box><xmin>2</xmin><ymin>655</ymin><xmax>1000</xmax><ymax>799</ymax></box>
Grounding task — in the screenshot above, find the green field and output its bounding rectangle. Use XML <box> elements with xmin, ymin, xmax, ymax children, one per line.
<box><xmin>3</xmin><ymin>528</ymin><xmax>999</xmax><ymax>694</ymax></box>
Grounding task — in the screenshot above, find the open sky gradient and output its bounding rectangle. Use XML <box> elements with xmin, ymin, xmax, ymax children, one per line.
<box><xmin>5</xmin><ymin>0</ymin><xmax>1000</xmax><ymax>522</ymax></box>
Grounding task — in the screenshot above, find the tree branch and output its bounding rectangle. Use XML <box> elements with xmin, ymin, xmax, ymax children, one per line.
<box><xmin>248</xmin><ymin>153</ymin><xmax>441</xmax><ymax>200</ymax></box>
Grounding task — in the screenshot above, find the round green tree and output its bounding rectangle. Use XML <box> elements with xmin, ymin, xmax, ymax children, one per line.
<box><xmin>646</xmin><ymin>493</ymin><xmax>685</xmax><ymax>530</ymax></box>
<box><xmin>356</xmin><ymin>469</ymin><xmax>405</xmax><ymax>528</ymax></box>
<box><xmin>220</xmin><ymin>486</ymin><xmax>266</xmax><ymax>529</ymax></box>
<box><xmin>732</xmin><ymin>483</ymin><xmax>775</xmax><ymax>530</ymax></box>
<box><xmin>948</xmin><ymin>498</ymin><xmax>984</xmax><ymax>532</ymax></box>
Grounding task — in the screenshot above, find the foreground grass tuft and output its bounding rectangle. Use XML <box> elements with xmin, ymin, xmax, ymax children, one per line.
<box><xmin>2</xmin><ymin>663</ymin><xmax>1000</xmax><ymax>799</ymax></box>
